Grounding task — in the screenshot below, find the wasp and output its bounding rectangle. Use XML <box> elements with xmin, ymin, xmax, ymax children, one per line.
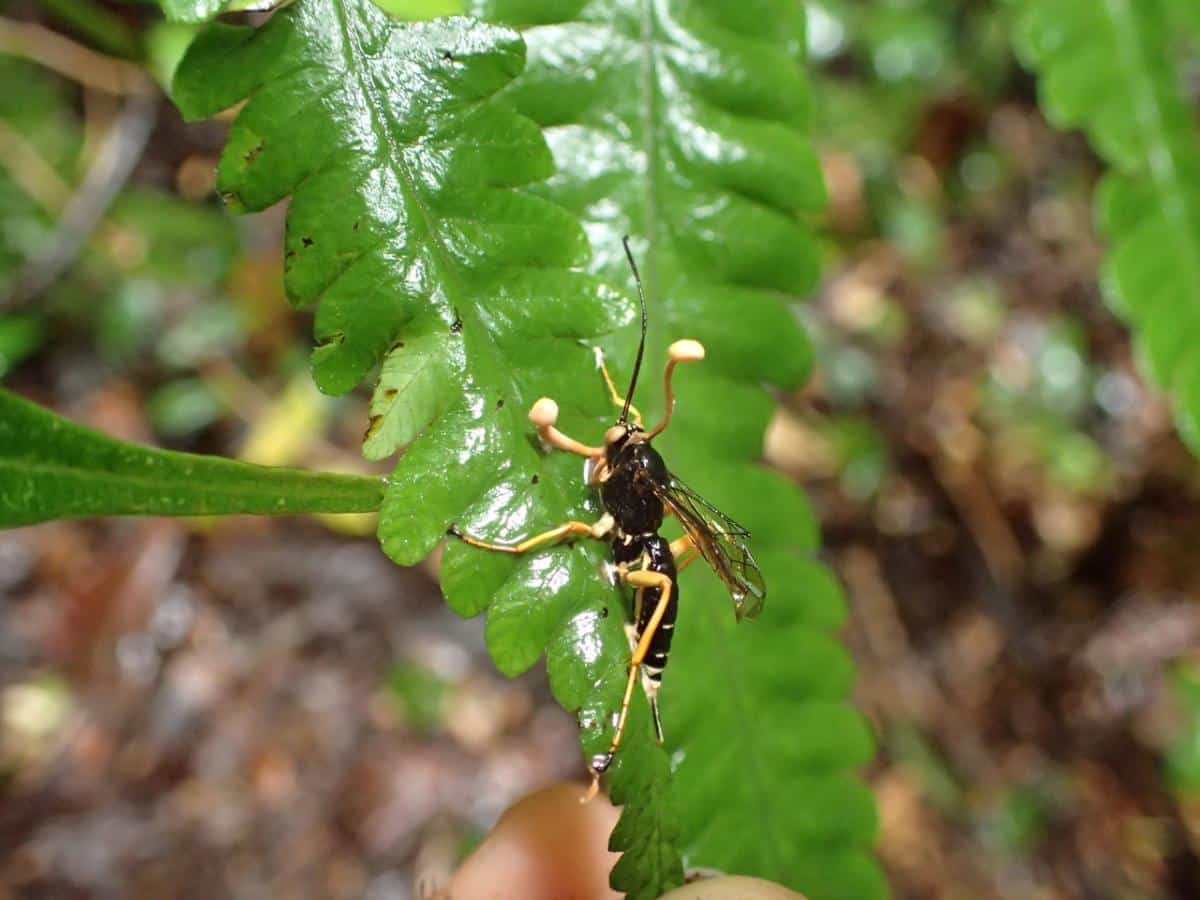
<box><xmin>449</xmin><ymin>238</ymin><xmax>765</xmax><ymax>798</ymax></box>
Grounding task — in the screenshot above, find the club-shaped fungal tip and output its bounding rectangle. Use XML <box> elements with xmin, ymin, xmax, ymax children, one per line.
<box><xmin>528</xmin><ymin>397</ymin><xmax>559</xmax><ymax>427</ymax></box>
<box><xmin>668</xmin><ymin>339</ymin><xmax>705</xmax><ymax>363</ymax></box>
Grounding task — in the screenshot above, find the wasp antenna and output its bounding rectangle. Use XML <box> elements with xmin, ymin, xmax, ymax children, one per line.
<box><xmin>620</xmin><ymin>236</ymin><xmax>648</xmax><ymax>425</ymax></box>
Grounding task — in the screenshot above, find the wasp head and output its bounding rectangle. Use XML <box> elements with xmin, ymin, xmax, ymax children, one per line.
<box><xmin>604</xmin><ymin>421</ymin><xmax>642</xmax><ymax>465</ymax></box>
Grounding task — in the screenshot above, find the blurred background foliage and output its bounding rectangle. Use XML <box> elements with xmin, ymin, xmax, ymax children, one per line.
<box><xmin>3</xmin><ymin>0</ymin><xmax>1200</xmax><ymax>898</ymax></box>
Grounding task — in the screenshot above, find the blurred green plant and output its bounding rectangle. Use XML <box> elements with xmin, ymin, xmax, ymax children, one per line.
<box><xmin>0</xmin><ymin>57</ymin><xmax>80</xmax><ymax>296</ymax></box>
<box><xmin>93</xmin><ymin>188</ymin><xmax>242</xmax><ymax>364</ymax></box>
<box><xmin>0</xmin><ymin>315</ymin><xmax>44</xmax><ymax>379</ymax></box>
<box><xmin>36</xmin><ymin>0</ymin><xmax>141</xmax><ymax>58</ymax></box>
<box><xmin>806</xmin><ymin>0</ymin><xmax>1014</xmax><ymax>261</ymax></box>
<box><xmin>822</xmin><ymin>417</ymin><xmax>892</xmax><ymax>501</ymax></box>
<box><xmin>0</xmin><ymin>52</ymin><xmax>249</xmax><ymax>434</ymax></box>
<box><xmin>386</xmin><ymin>662</ymin><xmax>450</xmax><ymax>736</ymax></box>
<box><xmin>981</xmin><ymin>317</ymin><xmax>1115</xmax><ymax>496</ymax></box>
<box><xmin>888</xmin><ymin>723</ymin><xmax>964</xmax><ymax>816</ymax></box>
<box><xmin>1010</xmin><ymin>0</ymin><xmax>1200</xmax><ymax>456</ymax></box>
<box><xmin>146</xmin><ymin>376</ymin><xmax>226</xmax><ymax>437</ymax></box>
<box><xmin>1166</xmin><ymin>662</ymin><xmax>1200</xmax><ymax>796</ymax></box>
<box><xmin>981</xmin><ymin>783</ymin><xmax>1053</xmax><ymax>855</ymax></box>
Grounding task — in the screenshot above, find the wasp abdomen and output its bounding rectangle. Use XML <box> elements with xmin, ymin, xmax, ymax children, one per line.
<box><xmin>613</xmin><ymin>533</ymin><xmax>678</xmax><ymax>683</ymax></box>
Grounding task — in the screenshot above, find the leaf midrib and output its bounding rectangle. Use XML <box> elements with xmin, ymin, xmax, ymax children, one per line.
<box><xmin>0</xmin><ymin>458</ymin><xmax>370</xmax><ymax>491</ymax></box>
<box><xmin>638</xmin><ymin>0</ymin><xmax>662</xmax><ymax>351</ymax></box>
<box><xmin>629</xmin><ymin>0</ymin><xmax>786</xmax><ymax>877</ymax></box>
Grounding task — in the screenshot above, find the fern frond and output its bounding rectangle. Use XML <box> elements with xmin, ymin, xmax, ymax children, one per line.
<box><xmin>1012</xmin><ymin>0</ymin><xmax>1200</xmax><ymax>450</ymax></box>
<box><xmin>467</xmin><ymin>2</ymin><xmax>885</xmax><ymax>897</ymax></box>
<box><xmin>173</xmin><ymin>2</ymin><xmax>678</xmax><ymax>889</ymax></box>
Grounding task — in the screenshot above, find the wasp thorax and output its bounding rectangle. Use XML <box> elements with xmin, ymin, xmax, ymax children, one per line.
<box><xmin>603</xmin><ymin>423</ymin><xmax>643</xmax><ymax>463</ymax></box>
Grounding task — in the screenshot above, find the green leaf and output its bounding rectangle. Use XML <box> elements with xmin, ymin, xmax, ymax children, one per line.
<box><xmin>1164</xmin><ymin>0</ymin><xmax>1200</xmax><ymax>38</ymax></box>
<box><xmin>1166</xmin><ymin>661</ymin><xmax>1200</xmax><ymax>796</ymax></box>
<box><xmin>174</xmin><ymin>4</ymin><xmax>652</xmax><ymax>881</ymax></box>
<box><xmin>0</xmin><ymin>389</ymin><xmax>383</xmax><ymax>526</ymax></box>
<box><xmin>1010</xmin><ymin>0</ymin><xmax>1200</xmax><ymax>454</ymax></box>
<box><xmin>158</xmin><ymin>0</ymin><xmax>237</xmax><ymax>24</ymax></box>
<box><xmin>173</xmin><ymin>2</ymin><xmax>629</xmax><ymax>557</ymax></box>
<box><xmin>0</xmin><ymin>315</ymin><xmax>44</xmax><ymax>379</ymax></box>
<box><xmin>374</xmin><ymin>0</ymin><xmax>466</xmax><ymax>18</ymax></box>
<box><xmin>157</xmin><ymin>0</ymin><xmax>275</xmax><ymax>24</ymax></box>
<box><xmin>363</xmin><ymin>332</ymin><xmax>458</xmax><ymax>461</ymax></box>
<box><xmin>464</xmin><ymin>2</ymin><xmax>881</xmax><ymax>897</ymax></box>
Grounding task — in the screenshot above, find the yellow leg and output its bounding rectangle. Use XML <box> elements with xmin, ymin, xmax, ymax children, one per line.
<box><xmin>449</xmin><ymin>514</ymin><xmax>612</xmax><ymax>555</ymax></box>
<box><xmin>584</xmin><ymin>569</ymin><xmax>673</xmax><ymax>802</ymax></box>
<box><xmin>670</xmin><ymin>534</ymin><xmax>699</xmax><ymax>572</ymax></box>
<box><xmin>594</xmin><ymin>347</ymin><xmax>642</xmax><ymax>426</ymax></box>
<box><xmin>660</xmin><ymin>507</ymin><xmax>701</xmax><ymax>561</ymax></box>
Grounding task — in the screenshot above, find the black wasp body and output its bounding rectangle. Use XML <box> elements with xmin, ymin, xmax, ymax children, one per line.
<box><xmin>602</xmin><ymin>436</ymin><xmax>668</xmax><ymax>533</ymax></box>
<box><xmin>603</xmin><ymin>434</ymin><xmax>677</xmax><ymax>695</ymax></box>
<box><xmin>450</xmin><ymin>238</ymin><xmax>764</xmax><ymax>800</ymax></box>
<box><xmin>613</xmin><ymin>532</ymin><xmax>678</xmax><ymax>685</ymax></box>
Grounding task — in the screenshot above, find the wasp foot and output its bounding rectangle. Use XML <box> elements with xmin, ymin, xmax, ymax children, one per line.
<box><xmin>580</xmin><ymin>752</ymin><xmax>614</xmax><ymax>804</ymax></box>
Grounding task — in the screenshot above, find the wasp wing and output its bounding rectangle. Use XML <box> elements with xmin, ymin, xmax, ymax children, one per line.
<box><xmin>660</xmin><ymin>472</ymin><xmax>766</xmax><ymax>621</ymax></box>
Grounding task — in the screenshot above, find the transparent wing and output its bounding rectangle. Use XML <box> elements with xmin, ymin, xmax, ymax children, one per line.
<box><xmin>661</xmin><ymin>472</ymin><xmax>766</xmax><ymax>621</ymax></box>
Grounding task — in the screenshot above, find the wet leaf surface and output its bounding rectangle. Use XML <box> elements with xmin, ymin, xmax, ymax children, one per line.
<box><xmin>174</xmin><ymin>0</ymin><xmax>653</xmax><ymax>881</ymax></box>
